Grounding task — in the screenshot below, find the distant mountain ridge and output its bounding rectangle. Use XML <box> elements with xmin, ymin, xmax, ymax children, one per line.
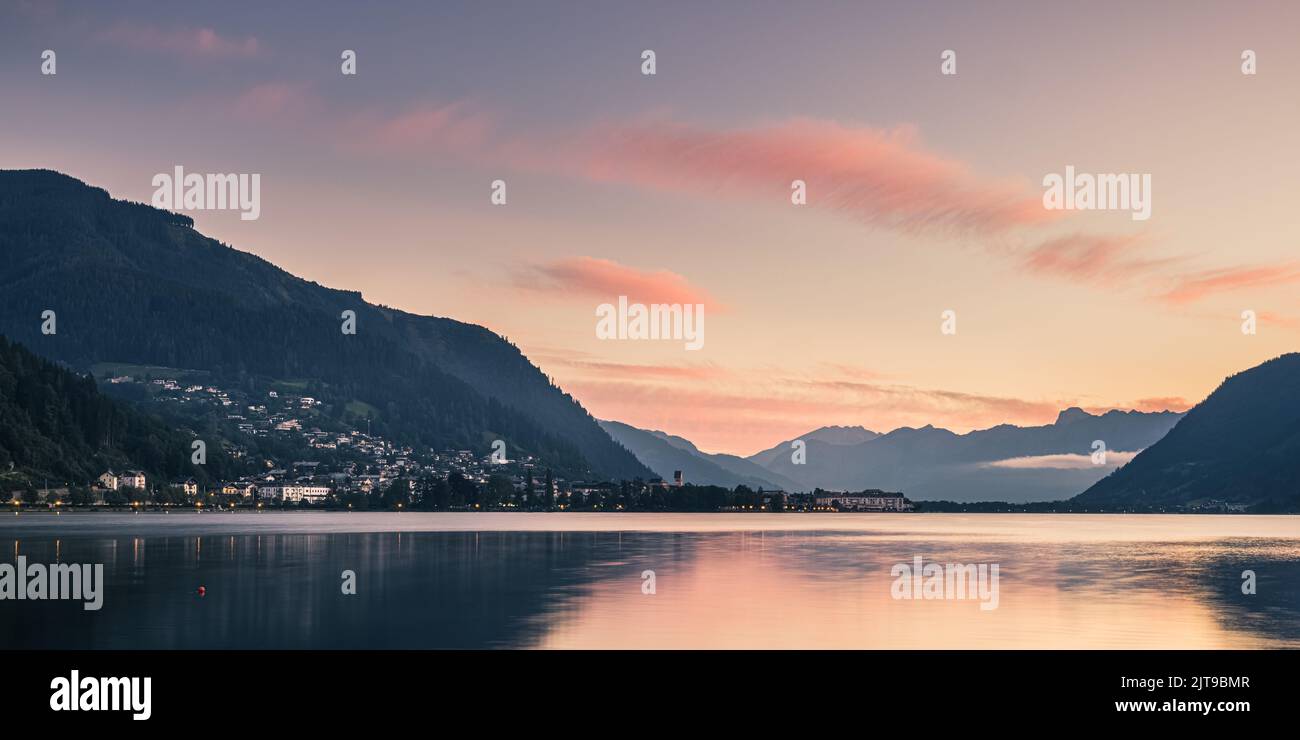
<box><xmin>598</xmin><ymin>420</ymin><xmax>800</xmax><ymax>490</ymax></box>
<box><xmin>1076</xmin><ymin>353</ymin><xmax>1300</xmax><ymax>511</ymax></box>
<box><xmin>0</xmin><ymin>169</ymin><xmax>651</xmax><ymax>481</ymax></box>
<box><xmin>607</xmin><ymin>408</ymin><xmax>1183</xmax><ymax>501</ymax></box>
<box><xmin>747</xmin><ymin>425</ymin><xmax>880</xmax><ymax>468</ymax></box>
<box><xmin>744</xmin><ymin>408</ymin><xmax>1182</xmax><ymax>500</ymax></box>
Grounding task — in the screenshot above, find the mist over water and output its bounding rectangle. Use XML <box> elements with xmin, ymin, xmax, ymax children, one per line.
<box><xmin>2</xmin><ymin>513</ymin><xmax>1297</xmax><ymax>649</ymax></box>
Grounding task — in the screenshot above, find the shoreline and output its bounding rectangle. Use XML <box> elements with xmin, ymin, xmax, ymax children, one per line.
<box><xmin>2</xmin><ymin>510</ymin><xmax>1296</xmax><ymax>541</ymax></box>
<box><xmin>3</xmin><ymin>505</ymin><xmax>1287</xmax><ymax>516</ymax></box>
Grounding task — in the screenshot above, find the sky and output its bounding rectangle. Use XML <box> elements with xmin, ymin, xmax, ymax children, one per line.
<box><xmin>3</xmin><ymin>0</ymin><xmax>1300</xmax><ymax>455</ymax></box>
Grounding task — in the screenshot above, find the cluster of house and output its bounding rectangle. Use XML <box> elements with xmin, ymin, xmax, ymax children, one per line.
<box><xmin>225</xmin><ymin>393</ymin><xmax>325</xmax><ymax>440</ymax></box>
<box><xmin>90</xmin><ymin>445</ymin><xmax>555</xmax><ymax>505</ymax></box>
<box><xmin>99</xmin><ymin>375</ymin><xmax>586</xmax><ymax>495</ymax></box>
<box><xmin>109</xmin><ymin>377</ymin><xmax>235</xmax><ymax>408</ymax></box>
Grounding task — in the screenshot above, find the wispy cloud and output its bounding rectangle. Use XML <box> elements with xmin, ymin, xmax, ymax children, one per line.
<box><xmin>1255</xmin><ymin>310</ymin><xmax>1300</xmax><ymax>330</ymax></box>
<box><xmin>518</xmin><ymin>256</ymin><xmax>719</xmax><ymax>308</ymax></box>
<box><xmin>217</xmin><ymin>95</ymin><xmax>1053</xmax><ymax>240</ymax></box>
<box><xmin>346</xmin><ymin>102</ymin><xmax>496</xmax><ymax>156</ymax></box>
<box><xmin>1156</xmin><ymin>262</ymin><xmax>1300</xmax><ymax>305</ymax></box>
<box><xmin>98</xmin><ymin>23</ymin><xmax>260</xmax><ymax>58</ymax></box>
<box><xmin>189</xmin><ymin>87</ymin><xmax>1300</xmax><ymax>313</ymax></box>
<box><xmin>1021</xmin><ymin>234</ymin><xmax>1300</xmax><ymax>309</ymax></box>
<box><xmin>220</xmin><ymin>85</ymin><xmax>497</xmax><ymax>160</ymax></box>
<box><xmin>234</xmin><ymin>82</ymin><xmax>316</xmax><ymax>118</ymax></box>
<box><xmin>1021</xmin><ymin>233</ymin><xmax>1180</xmax><ymax>285</ymax></box>
<box><xmin>530</xmin><ymin>357</ymin><xmax>727</xmax><ymax>381</ymax></box>
<box><xmin>578</xmin><ymin>118</ymin><xmax>1053</xmax><ymax>236</ymax></box>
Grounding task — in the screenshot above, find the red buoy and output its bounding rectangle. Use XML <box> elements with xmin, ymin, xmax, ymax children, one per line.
<box><xmin>197</xmin><ymin>586</ymin><xmax>206</xmax><ymax>597</ymax></box>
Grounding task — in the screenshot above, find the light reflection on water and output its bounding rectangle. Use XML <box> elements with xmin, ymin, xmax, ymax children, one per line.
<box><xmin>1</xmin><ymin>513</ymin><xmax>1297</xmax><ymax>649</ymax></box>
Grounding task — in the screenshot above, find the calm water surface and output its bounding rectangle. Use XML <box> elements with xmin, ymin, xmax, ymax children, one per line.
<box><xmin>1</xmin><ymin>512</ymin><xmax>1297</xmax><ymax>648</ymax></box>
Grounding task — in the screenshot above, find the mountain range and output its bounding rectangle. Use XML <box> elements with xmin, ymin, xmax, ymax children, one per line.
<box><xmin>608</xmin><ymin>408</ymin><xmax>1184</xmax><ymax>502</ymax></box>
<box><xmin>0</xmin><ymin>169</ymin><xmax>651</xmax><ymax>481</ymax></box>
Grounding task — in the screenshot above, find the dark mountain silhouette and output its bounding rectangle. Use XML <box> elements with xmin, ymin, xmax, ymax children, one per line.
<box><xmin>598</xmin><ymin>420</ymin><xmax>799</xmax><ymax>490</ymax></box>
<box><xmin>744</xmin><ymin>409</ymin><xmax>1183</xmax><ymax>500</ymax></box>
<box><xmin>0</xmin><ymin>334</ymin><xmax>236</xmax><ymax>488</ymax></box>
<box><xmin>1076</xmin><ymin>354</ymin><xmax>1300</xmax><ymax>511</ymax></box>
<box><xmin>746</xmin><ymin>425</ymin><xmax>880</xmax><ymax>469</ymax></box>
<box><xmin>0</xmin><ymin>169</ymin><xmax>651</xmax><ymax>480</ymax></box>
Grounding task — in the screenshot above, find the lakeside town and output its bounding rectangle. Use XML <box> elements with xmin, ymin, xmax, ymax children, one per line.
<box><xmin>3</xmin><ymin>370</ymin><xmax>1259</xmax><ymax>516</ymax></box>
<box><xmin>8</xmin><ymin>459</ymin><xmax>916</xmax><ymax>513</ymax></box>
<box><xmin>2</xmin><ymin>368</ymin><xmax>916</xmax><ymax>513</ymax></box>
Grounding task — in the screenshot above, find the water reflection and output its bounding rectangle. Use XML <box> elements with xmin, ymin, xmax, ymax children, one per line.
<box><xmin>0</xmin><ymin>515</ymin><xmax>1296</xmax><ymax>649</ymax></box>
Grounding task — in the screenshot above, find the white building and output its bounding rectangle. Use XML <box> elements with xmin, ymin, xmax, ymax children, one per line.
<box><xmin>814</xmin><ymin>489</ymin><xmax>912</xmax><ymax>512</ymax></box>
<box><xmin>259</xmin><ymin>484</ymin><xmax>332</xmax><ymax>503</ymax></box>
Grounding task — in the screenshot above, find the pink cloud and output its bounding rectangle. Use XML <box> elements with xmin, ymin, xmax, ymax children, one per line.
<box><xmin>521</xmin><ymin>256</ymin><xmax>718</xmax><ymax>308</ymax></box>
<box><xmin>1021</xmin><ymin>233</ymin><xmax>1181</xmax><ymax>285</ymax></box>
<box><xmin>1255</xmin><ymin>310</ymin><xmax>1300</xmax><ymax>330</ymax></box>
<box><xmin>1157</xmin><ymin>262</ymin><xmax>1300</xmax><ymax>305</ymax></box>
<box><xmin>576</xmin><ymin>118</ymin><xmax>1054</xmax><ymax>236</ymax></box>
<box><xmin>265</xmin><ymin>106</ymin><xmax>1057</xmax><ymax>240</ymax></box>
<box><xmin>535</xmin><ymin>358</ymin><xmax>727</xmax><ymax>381</ymax></box>
<box><xmin>1022</xmin><ymin>235</ymin><xmax>1300</xmax><ymax>309</ymax></box>
<box><xmin>98</xmin><ymin>24</ymin><xmax>260</xmax><ymax>58</ymax></box>
<box><xmin>346</xmin><ymin>102</ymin><xmax>496</xmax><ymax>156</ymax></box>
<box><xmin>182</xmin><ymin>88</ymin><xmax>1285</xmax><ymax>313</ymax></box>
<box><xmin>192</xmin><ymin>94</ymin><xmax>1070</xmax><ymax>247</ymax></box>
<box><xmin>216</xmin><ymin>86</ymin><xmax>497</xmax><ymax>161</ymax></box>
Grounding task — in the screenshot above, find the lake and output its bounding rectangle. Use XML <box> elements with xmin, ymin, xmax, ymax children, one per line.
<box><xmin>2</xmin><ymin>512</ymin><xmax>1297</xmax><ymax>649</ymax></box>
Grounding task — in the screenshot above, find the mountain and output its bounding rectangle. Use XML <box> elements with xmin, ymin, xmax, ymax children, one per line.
<box><xmin>598</xmin><ymin>420</ymin><xmax>799</xmax><ymax>490</ymax></box>
<box><xmin>1076</xmin><ymin>354</ymin><xmax>1300</xmax><ymax>511</ymax></box>
<box><xmin>747</xmin><ymin>425</ymin><xmax>880</xmax><ymax>468</ymax></box>
<box><xmin>0</xmin><ymin>334</ymin><xmax>237</xmax><ymax>488</ymax></box>
<box><xmin>746</xmin><ymin>409</ymin><xmax>1183</xmax><ymax>501</ymax></box>
<box><xmin>0</xmin><ymin>169</ymin><xmax>651</xmax><ymax>480</ymax></box>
